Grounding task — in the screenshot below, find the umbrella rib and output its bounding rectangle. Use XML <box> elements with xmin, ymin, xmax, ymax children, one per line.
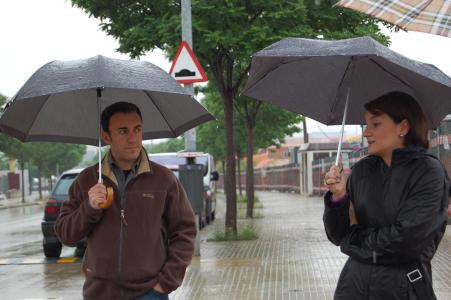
<box><xmin>368</xmin><ymin>57</ymin><xmax>416</xmax><ymax>91</ymax></box>
<box><xmin>143</xmin><ymin>91</ymin><xmax>178</xmax><ymax>137</ymax></box>
<box><xmin>24</xmin><ymin>95</ymin><xmax>51</xmax><ymax>142</ymax></box>
<box><xmin>329</xmin><ymin>57</ymin><xmax>354</xmax><ymax>124</ymax></box>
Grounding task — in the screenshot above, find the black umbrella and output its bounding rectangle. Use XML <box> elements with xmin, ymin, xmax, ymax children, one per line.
<box><xmin>0</xmin><ymin>55</ymin><xmax>214</xmax><ymax>180</ymax></box>
<box><xmin>243</xmin><ymin>36</ymin><xmax>451</xmax><ymax>164</ymax></box>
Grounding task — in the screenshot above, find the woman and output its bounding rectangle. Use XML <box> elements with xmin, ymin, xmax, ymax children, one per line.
<box><xmin>323</xmin><ymin>91</ymin><xmax>448</xmax><ymax>300</ymax></box>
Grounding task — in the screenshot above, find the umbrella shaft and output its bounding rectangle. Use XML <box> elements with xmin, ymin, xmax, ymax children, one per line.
<box><xmin>335</xmin><ymin>88</ymin><xmax>350</xmax><ymax>166</ymax></box>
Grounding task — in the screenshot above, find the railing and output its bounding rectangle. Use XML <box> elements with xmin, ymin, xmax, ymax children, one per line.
<box><xmin>217</xmin><ymin>119</ymin><xmax>451</xmax><ymax>195</ymax></box>
<box><xmin>218</xmin><ymin>163</ymin><xmax>300</xmax><ymax>193</ymax></box>
<box><xmin>311</xmin><ymin>148</ymin><xmax>368</xmax><ymax>195</ymax></box>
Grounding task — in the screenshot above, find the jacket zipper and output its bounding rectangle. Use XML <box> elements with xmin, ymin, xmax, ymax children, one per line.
<box><xmin>121</xmin><ymin>209</ymin><xmax>128</xmax><ymax>226</ymax></box>
<box><xmin>118</xmin><ymin>175</ymin><xmax>134</xmax><ymax>299</ymax></box>
<box><xmin>118</xmin><ymin>217</ymin><xmax>125</xmax><ymax>299</ymax></box>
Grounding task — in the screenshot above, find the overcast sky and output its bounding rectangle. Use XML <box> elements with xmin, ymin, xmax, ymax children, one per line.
<box><xmin>1</xmin><ymin>0</ymin><xmax>450</xmax><ymax>137</ymax></box>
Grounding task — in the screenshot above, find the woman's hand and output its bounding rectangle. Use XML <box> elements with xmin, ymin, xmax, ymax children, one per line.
<box><xmin>324</xmin><ymin>161</ymin><xmax>350</xmax><ymax>200</ymax></box>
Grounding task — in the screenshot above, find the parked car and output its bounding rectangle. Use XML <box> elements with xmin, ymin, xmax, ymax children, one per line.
<box><xmin>41</xmin><ymin>168</ymin><xmax>85</xmax><ymax>258</ymax></box>
<box><xmin>148</xmin><ymin>152</ymin><xmax>219</xmax><ymax>229</ymax></box>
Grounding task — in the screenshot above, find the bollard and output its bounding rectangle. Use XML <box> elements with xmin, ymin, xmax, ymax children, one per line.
<box><xmin>194</xmin><ymin>213</ymin><xmax>200</xmax><ymax>256</ymax></box>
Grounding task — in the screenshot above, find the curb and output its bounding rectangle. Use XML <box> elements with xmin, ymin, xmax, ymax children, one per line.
<box><xmin>0</xmin><ymin>200</ymin><xmax>45</xmax><ymax>210</ymax></box>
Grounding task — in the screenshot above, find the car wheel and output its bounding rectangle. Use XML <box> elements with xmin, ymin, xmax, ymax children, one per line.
<box><xmin>43</xmin><ymin>242</ymin><xmax>62</xmax><ymax>258</ymax></box>
<box><xmin>74</xmin><ymin>247</ymin><xmax>86</xmax><ymax>258</ymax></box>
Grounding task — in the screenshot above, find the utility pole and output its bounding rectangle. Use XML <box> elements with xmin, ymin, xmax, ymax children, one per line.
<box><xmin>181</xmin><ymin>0</ymin><xmax>200</xmax><ymax>256</ymax></box>
<box><xmin>182</xmin><ymin>0</ymin><xmax>196</xmax><ymax>152</ymax></box>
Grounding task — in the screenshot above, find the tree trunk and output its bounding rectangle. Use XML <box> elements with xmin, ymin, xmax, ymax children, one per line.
<box><xmin>224</xmin><ymin>95</ymin><xmax>237</xmax><ymax>235</ymax></box>
<box><xmin>49</xmin><ymin>176</ymin><xmax>53</xmax><ymax>191</ymax></box>
<box><xmin>236</xmin><ymin>151</ymin><xmax>242</xmax><ymax>196</ymax></box>
<box><xmin>302</xmin><ymin>117</ymin><xmax>309</xmax><ymax>144</ymax></box>
<box><xmin>20</xmin><ymin>160</ymin><xmax>25</xmax><ymax>203</ymax></box>
<box><xmin>221</xmin><ymin>159</ymin><xmax>226</xmax><ymax>190</ymax></box>
<box><xmin>38</xmin><ymin>168</ymin><xmax>42</xmax><ymax>200</ymax></box>
<box><xmin>245</xmin><ymin>122</ymin><xmax>255</xmax><ymax>218</ymax></box>
<box><xmin>28</xmin><ymin>162</ymin><xmax>32</xmax><ymax>196</ymax></box>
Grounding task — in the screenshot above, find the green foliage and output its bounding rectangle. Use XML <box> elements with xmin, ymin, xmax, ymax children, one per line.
<box><xmin>197</xmin><ymin>84</ymin><xmax>301</xmax><ymax>159</ymax></box>
<box><xmin>0</xmin><ymin>94</ymin><xmax>7</xmax><ymax>106</ymax></box>
<box><xmin>81</xmin><ymin>147</ymin><xmax>109</xmax><ymax>168</ymax></box>
<box><xmin>145</xmin><ymin>137</ymin><xmax>184</xmax><ymax>153</ymax></box>
<box><xmin>209</xmin><ymin>225</ymin><xmax>258</xmax><ymax>241</ymax></box>
<box><xmin>238</xmin><ymin>194</ymin><xmax>260</xmax><ymax>203</ymax></box>
<box><xmin>197</xmin><ymin>86</ymin><xmax>227</xmax><ymax>160</ymax></box>
<box><xmin>0</xmin><ymin>136</ymin><xmax>85</xmax><ymax>176</ymax></box>
<box><xmin>70</xmin><ymin>0</ymin><xmax>391</xmax><ymax>232</ymax></box>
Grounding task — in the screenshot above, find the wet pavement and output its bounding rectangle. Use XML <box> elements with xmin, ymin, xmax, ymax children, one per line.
<box><xmin>1</xmin><ymin>190</ymin><xmax>450</xmax><ymax>299</ymax></box>
<box><xmin>170</xmin><ymin>191</ymin><xmax>451</xmax><ymax>300</ymax></box>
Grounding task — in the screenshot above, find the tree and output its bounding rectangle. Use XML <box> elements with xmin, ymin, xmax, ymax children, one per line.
<box><xmin>236</xmin><ymin>97</ymin><xmax>302</xmax><ymax>217</ymax></box>
<box><xmin>0</xmin><ymin>94</ymin><xmax>7</xmax><ymax>106</ymax></box>
<box><xmin>0</xmin><ymin>93</ymin><xmax>32</xmax><ymax>202</ymax></box>
<box><xmin>199</xmin><ymin>84</ymin><xmax>301</xmax><ymax>217</ymax></box>
<box><xmin>0</xmin><ymin>134</ymin><xmax>32</xmax><ymax>202</ymax></box>
<box><xmin>70</xmin><ymin>0</ymin><xmax>390</xmax><ymax>233</ymax></box>
<box><xmin>28</xmin><ymin>143</ymin><xmax>85</xmax><ymax>199</ymax></box>
<box><xmin>145</xmin><ymin>137</ymin><xmax>184</xmax><ymax>153</ymax></box>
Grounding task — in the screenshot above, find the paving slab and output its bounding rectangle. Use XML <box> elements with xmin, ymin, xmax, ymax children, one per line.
<box><xmin>171</xmin><ymin>191</ymin><xmax>451</xmax><ymax>300</ymax></box>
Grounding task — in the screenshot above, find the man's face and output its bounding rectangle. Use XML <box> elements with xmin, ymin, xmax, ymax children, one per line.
<box><xmin>101</xmin><ymin>112</ymin><xmax>143</xmax><ymax>169</ymax></box>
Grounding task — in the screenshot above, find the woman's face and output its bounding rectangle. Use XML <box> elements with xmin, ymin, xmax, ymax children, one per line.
<box><xmin>363</xmin><ymin>111</ymin><xmax>408</xmax><ymax>165</ymax></box>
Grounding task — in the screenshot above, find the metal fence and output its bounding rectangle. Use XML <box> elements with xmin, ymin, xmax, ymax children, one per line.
<box><xmin>310</xmin><ymin>118</ymin><xmax>451</xmax><ymax>195</ymax></box>
<box><xmin>217</xmin><ymin>119</ymin><xmax>451</xmax><ymax>195</ymax></box>
<box><xmin>311</xmin><ymin>148</ymin><xmax>368</xmax><ymax>195</ymax></box>
<box><xmin>219</xmin><ymin>163</ymin><xmax>300</xmax><ymax>193</ymax></box>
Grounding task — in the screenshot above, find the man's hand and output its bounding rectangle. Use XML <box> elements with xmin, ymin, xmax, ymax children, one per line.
<box><xmin>88</xmin><ymin>182</ymin><xmax>107</xmax><ymax>209</ymax></box>
<box><xmin>153</xmin><ymin>282</ymin><xmax>165</xmax><ymax>294</ymax></box>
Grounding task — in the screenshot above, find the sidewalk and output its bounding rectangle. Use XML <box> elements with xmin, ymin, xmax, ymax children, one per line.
<box><xmin>171</xmin><ymin>191</ymin><xmax>451</xmax><ymax>300</ymax></box>
<box><xmin>0</xmin><ymin>191</ymin><xmax>47</xmax><ymax>210</ymax></box>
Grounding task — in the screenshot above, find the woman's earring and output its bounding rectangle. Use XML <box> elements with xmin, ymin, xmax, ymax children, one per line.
<box><xmin>399</xmin><ymin>134</ymin><xmax>404</xmax><ymax>137</ymax></box>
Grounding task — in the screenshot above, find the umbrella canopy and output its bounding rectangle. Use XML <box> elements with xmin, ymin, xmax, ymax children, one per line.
<box><xmin>0</xmin><ymin>55</ymin><xmax>214</xmax><ymax>146</ymax></box>
<box><xmin>243</xmin><ymin>36</ymin><xmax>451</xmax><ymax>129</ymax></box>
<box><xmin>336</xmin><ymin>0</ymin><xmax>451</xmax><ymax>38</ymax></box>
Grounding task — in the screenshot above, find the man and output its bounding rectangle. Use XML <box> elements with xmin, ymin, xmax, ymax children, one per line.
<box><xmin>55</xmin><ymin>102</ymin><xmax>196</xmax><ymax>300</ymax></box>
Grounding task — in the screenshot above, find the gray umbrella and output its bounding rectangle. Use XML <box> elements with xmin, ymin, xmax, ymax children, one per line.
<box><xmin>0</xmin><ymin>55</ymin><xmax>213</xmax><ymax>145</ymax></box>
<box><xmin>243</xmin><ymin>36</ymin><xmax>451</xmax><ymax>163</ymax></box>
<box><xmin>0</xmin><ymin>55</ymin><xmax>214</xmax><ymax>179</ymax></box>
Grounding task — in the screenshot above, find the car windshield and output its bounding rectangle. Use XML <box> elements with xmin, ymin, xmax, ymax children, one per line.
<box><xmin>53</xmin><ymin>174</ymin><xmax>78</xmax><ymax>196</ymax></box>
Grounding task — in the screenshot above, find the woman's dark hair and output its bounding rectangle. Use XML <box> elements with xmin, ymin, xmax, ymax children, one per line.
<box><xmin>364</xmin><ymin>91</ymin><xmax>429</xmax><ymax>149</ymax></box>
<box><xmin>101</xmin><ymin>102</ymin><xmax>142</xmax><ymax>132</ymax></box>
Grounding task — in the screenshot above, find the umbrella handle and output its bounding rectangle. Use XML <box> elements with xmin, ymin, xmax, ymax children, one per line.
<box><xmin>335</xmin><ymin>88</ymin><xmax>350</xmax><ymax>166</ymax></box>
<box><xmin>99</xmin><ymin>187</ymin><xmax>114</xmax><ymax>209</ymax></box>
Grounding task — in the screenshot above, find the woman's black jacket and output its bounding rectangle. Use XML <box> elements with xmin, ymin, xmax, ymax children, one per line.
<box><xmin>323</xmin><ymin>147</ymin><xmax>448</xmax><ymax>300</ymax></box>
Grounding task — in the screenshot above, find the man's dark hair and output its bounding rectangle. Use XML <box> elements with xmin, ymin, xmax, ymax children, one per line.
<box><xmin>101</xmin><ymin>102</ymin><xmax>142</xmax><ymax>132</ymax></box>
<box><xmin>364</xmin><ymin>91</ymin><xmax>429</xmax><ymax>149</ymax></box>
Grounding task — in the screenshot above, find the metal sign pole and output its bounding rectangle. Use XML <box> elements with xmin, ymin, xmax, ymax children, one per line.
<box><xmin>182</xmin><ymin>0</ymin><xmax>200</xmax><ymax>256</ymax></box>
<box><xmin>182</xmin><ymin>0</ymin><xmax>196</xmax><ymax>152</ymax></box>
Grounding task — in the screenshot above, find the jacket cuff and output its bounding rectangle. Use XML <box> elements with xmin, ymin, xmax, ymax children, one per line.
<box><xmin>82</xmin><ymin>198</ymin><xmax>104</xmax><ymax>223</ymax></box>
<box><xmin>325</xmin><ymin>191</ymin><xmax>349</xmax><ymax>208</ymax></box>
<box><xmin>157</xmin><ymin>272</ymin><xmax>177</xmax><ymax>294</ymax></box>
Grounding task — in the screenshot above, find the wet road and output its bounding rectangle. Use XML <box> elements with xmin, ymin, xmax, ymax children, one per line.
<box><xmin>0</xmin><ymin>204</ymin><xmax>84</xmax><ymax>300</ymax></box>
<box><xmin>1</xmin><ymin>193</ymin><xmax>451</xmax><ymax>300</ymax></box>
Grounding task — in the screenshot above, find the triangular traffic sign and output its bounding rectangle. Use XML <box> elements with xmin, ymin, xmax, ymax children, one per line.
<box><xmin>169</xmin><ymin>41</ymin><xmax>208</xmax><ymax>84</ymax></box>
